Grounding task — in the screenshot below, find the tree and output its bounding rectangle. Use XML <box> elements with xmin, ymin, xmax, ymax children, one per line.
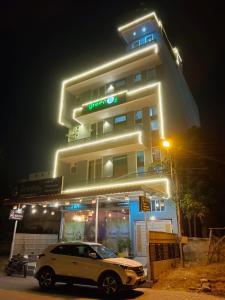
<box><xmin>164</xmin><ymin>127</ymin><xmax>216</xmax><ymax>237</ymax></box>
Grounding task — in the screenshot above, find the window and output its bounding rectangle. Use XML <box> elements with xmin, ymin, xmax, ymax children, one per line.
<box><xmin>145</xmin><ymin>33</ymin><xmax>154</xmax><ymax>43</ymax></box>
<box><xmin>90</xmin><ymin>123</ymin><xmax>97</xmax><ymax>137</ymax></box>
<box><xmin>150</xmin><ymin>119</ymin><xmax>158</xmax><ymax>131</ymax></box>
<box><xmin>114</xmin><ymin>79</ymin><xmax>126</xmax><ymax>88</ymax></box>
<box><xmin>92</xmin><ymin>89</ymin><xmax>99</xmax><ymax>99</ymax></box>
<box><xmin>135</xmin><ymin>110</ymin><xmax>142</xmax><ymax>124</ymax></box>
<box><xmin>113</xmin><ymin>155</ymin><xmax>128</xmax><ymax>178</ymax></box>
<box><xmin>151</xmin><ymin>199</ymin><xmax>165</xmax><ymax>212</ymax></box>
<box><xmin>152</xmin><ymin>147</ymin><xmax>161</xmax><ymax>162</ymax></box>
<box><xmin>51</xmin><ymin>245</ymin><xmax>73</xmax><ymax>256</ymax></box>
<box><xmin>134</xmin><ymin>73</ymin><xmax>142</xmax><ymax>82</ymax></box>
<box><xmin>132</xmin><ymin>40</ymin><xmax>140</xmax><ymax>49</ymax></box>
<box><xmin>137</xmin><ymin>151</ymin><xmax>144</xmax><ymax>173</ymax></box>
<box><xmin>73</xmin><ymin>245</ymin><xmax>93</xmax><ymax>258</ymax></box>
<box><xmin>146</xmin><ymin>68</ymin><xmax>157</xmax><ymax>80</ymax></box>
<box><xmin>114</xmin><ymin>114</ymin><xmax>127</xmax><ymax>124</ymax></box>
<box><xmin>149</xmin><ymin>106</ymin><xmax>157</xmax><ymax>117</ymax></box>
<box><xmin>71</xmin><ymin>163</ymin><xmax>78</xmax><ymax>175</ymax></box>
<box><xmin>105</xmin><ymin>83</ymin><xmax>114</xmax><ymax>94</ymax></box>
<box><xmin>99</xmin><ymin>86</ymin><xmax>105</xmax><ymax>97</ymax></box>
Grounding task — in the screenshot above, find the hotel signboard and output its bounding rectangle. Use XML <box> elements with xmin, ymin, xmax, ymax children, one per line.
<box><xmin>9</xmin><ymin>209</ymin><xmax>24</xmax><ymax>221</ymax></box>
<box><xmin>82</xmin><ymin>94</ymin><xmax>126</xmax><ymax>114</ymax></box>
<box><xmin>15</xmin><ymin>177</ymin><xmax>63</xmax><ymax>197</ymax></box>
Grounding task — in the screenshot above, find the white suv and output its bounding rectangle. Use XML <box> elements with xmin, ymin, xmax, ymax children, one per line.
<box><xmin>35</xmin><ymin>242</ymin><xmax>145</xmax><ymax>296</ymax></box>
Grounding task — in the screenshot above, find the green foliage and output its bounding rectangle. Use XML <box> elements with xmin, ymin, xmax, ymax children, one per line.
<box><xmin>117</xmin><ymin>237</ymin><xmax>131</xmax><ymax>253</ymax></box>
<box><xmin>169</xmin><ymin>127</ymin><xmax>217</xmax><ymax>236</ymax></box>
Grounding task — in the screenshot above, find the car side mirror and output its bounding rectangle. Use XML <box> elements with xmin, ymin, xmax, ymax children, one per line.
<box><xmin>88</xmin><ymin>252</ymin><xmax>97</xmax><ymax>259</ymax></box>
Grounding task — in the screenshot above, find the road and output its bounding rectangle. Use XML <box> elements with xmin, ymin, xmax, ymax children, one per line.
<box><xmin>0</xmin><ymin>274</ymin><xmax>222</xmax><ymax>300</ymax></box>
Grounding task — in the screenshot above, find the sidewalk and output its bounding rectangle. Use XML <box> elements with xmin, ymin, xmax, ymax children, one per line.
<box><xmin>0</xmin><ymin>287</ymin><xmax>223</xmax><ymax>300</ymax></box>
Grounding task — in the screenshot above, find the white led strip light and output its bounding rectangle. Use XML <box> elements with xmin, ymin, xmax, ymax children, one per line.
<box><xmin>58</xmin><ymin>43</ymin><xmax>158</xmax><ymax>126</ymax></box>
<box><xmin>53</xmin><ymin>131</ymin><xmax>143</xmax><ymax>179</ymax></box>
<box><xmin>62</xmin><ymin>177</ymin><xmax>171</xmax><ymax>198</ymax></box>
<box><xmin>118</xmin><ymin>12</ymin><xmax>162</xmax><ymax>32</ymax></box>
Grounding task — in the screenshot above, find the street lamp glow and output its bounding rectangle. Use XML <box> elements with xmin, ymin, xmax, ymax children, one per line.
<box><xmin>162</xmin><ymin>140</ymin><xmax>171</xmax><ymax>148</ymax></box>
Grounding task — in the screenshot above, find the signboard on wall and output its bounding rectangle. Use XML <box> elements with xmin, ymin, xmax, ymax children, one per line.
<box><xmin>15</xmin><ymin>177</ymin><xmax>63</xmax><ymax>197</ymax></box>
<box><xmin>82</xmin><ymin>94</ymin><xmax>126</xmax><ymax>114</ymax></box>
<box><xmin>139</xmin><ymin>196</ymin><xmax>150</xmax><ymax>212</ymax></box>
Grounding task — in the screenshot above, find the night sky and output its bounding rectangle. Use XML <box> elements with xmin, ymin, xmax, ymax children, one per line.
<box><xmin>1</xmin><ymin>0</ymin><xmax>225</xmax><ymax>188</ymax></box>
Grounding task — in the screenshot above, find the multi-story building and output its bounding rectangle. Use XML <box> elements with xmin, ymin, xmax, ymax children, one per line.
<box><xmin>52</xmin><ymin>12</ymin><xmax>199</xmax><ymax>256</ymax></box>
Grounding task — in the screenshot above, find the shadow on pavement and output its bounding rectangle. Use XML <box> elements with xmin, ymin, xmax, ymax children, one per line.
<box><xmin>30</xmin><ymin>283</ymin><xmax>144</xmax><ymax>299</ymax></box>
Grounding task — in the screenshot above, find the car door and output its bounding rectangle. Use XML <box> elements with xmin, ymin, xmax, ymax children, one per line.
<box><xmin>69</xmin><ymin>245</ymin><xmax>103</xmax><ymax>281</ymax></box>
<box><xmin>49</xmin><ymin>244</ymin><xmax>76</xmax><ymax>277</ymax></box>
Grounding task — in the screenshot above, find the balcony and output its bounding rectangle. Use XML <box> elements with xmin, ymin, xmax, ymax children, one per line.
<box><xmin>62</xmin><ymin>171</ymin><xmax>170</xmax><ymax>199</ymax></box>
<box><xmin>62</xmin><ymin>172</ymin><xmax>170</xmax><ymax>197</ymax></box>
<box><xmin>67</xmin><ymin>125</ymin><xmax>143</xmax><ymax>145</ymax></box>
<box><xmin>57</xmin><ymin>127</ymin><xmax>147</xmax><ymax>165</ymax></box>
<box><xmin>73</xmin><ymin>83</ymin><xmax>158</xmax><ymax>125</ymax></box>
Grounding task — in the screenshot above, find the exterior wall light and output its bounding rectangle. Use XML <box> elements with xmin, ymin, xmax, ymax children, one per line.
<box><xmin>31</xmin><ymin>208</ymin><xmax>37</xmax><ymax>214</ymax></box>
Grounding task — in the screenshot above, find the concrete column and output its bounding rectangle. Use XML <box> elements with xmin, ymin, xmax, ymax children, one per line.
<box><xmin>95</xmin><ymin>197</ymin><xmax>99</xmax><ymax>243</ymax></box>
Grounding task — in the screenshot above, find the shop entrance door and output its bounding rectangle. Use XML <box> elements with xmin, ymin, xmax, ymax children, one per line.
<box><xmin>135</xmin><ymin>220</ymin><xmax>172</xmax><ymax>256</ymax></box>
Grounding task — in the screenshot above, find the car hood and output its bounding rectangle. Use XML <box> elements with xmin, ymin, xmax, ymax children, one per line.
<box><xmin>103</xmin><ymin>257</ymin><xmax>142</xmax><ymax>267</ymax></box>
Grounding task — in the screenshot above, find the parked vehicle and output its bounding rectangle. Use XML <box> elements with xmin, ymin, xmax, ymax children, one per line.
<box><xmin>34</xmin><ymin>242</ymin><xmax>145</xmax><ymax>296</ymax></box>
<box><xmin>5</xmin><ymin>254</ymin><xmax>28</xmax><ymax>278</ymax></box>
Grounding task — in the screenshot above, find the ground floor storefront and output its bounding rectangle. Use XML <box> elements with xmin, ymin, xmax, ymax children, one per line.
<box><xmin>59</xmin><ymin>194</ymin><xmax>178</xmax><ymax>257</ymax></box>
<box><xmin>8</xmin><ymin>189</ymin><xmax>178</xmax><ymax>258</ymax></box>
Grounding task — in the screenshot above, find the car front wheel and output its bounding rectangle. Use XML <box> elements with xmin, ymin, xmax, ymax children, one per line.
<box><xmin>99</xmin><ymin>272</ymin><xmax>121</xmax><ymax>296</ymax></box>
<box><xmin>38</xmin><ymin>268</ymin><xmax>55</xmax><ymax>290</ymax></box>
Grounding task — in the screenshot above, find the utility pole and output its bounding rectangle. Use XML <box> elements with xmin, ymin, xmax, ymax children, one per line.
<box><xmin>162</xmin><ymin>140</ymin><xmax>184</xmax><ymax>267</ymax></box>
<box><xmin>173</xmin><ymin>157</ymin><xmax>184</xmax><ymax>267</ymax></box>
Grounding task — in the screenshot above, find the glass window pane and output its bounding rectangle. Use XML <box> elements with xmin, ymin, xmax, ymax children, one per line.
<box><xmin>114</xmin><ymin>115</ymin><xmax>127</xmax><ymax>124</ymax></box>
<box><xmin>145</xmin><ymin>33</ymin><xmax>154</xmax><ymax>43</ymax></box>
<box><xmin>152</xmin><ymin>147</ymin><xmax>161</xmax><ymax>162</ymax></box>
<box><xmin>160</xmin><ymin>200</ymin><xmax>165</xmax><ymax>211</ymax></box>
<box><xmin>134</xmin><ymin>73</ymin><xmax>142</xmax><ymax>82</ymax></box>
<box><xmin>151</xmin><ymin>200</ymin><xmax>156</xmax><ymax>211</ymax></box>
<box><xmin>146</xmin><ymin>68</ymin><xmax>157</xmax><ymax>80</ymax></box>
<box><xmin>132</xmin><ymin>40</ymin><xmax>140</xmax><ymax>49</ymax></box>
<box><xmin>137</xmin><ymin>151</ymin><xmax>144</xmax><ymax>173</ymax></box>
<box><xmin>149</xmin><ymin>106</ymin><xmax>157</xmax><ymax>116</ymax></box>
<box><xmin>155</xmin><ymin>200</ymin><xmax>160</xmax><ymax>211</ymax></box>
<box><xmin>135</xmin><ymin>111</ymin><xmax>142</xmax><ymax>123</ymax></box>
<box><xmin>115</xmin><ymin>79</ymin><xmax>126</xmax><ymax>88</ymax></box>
<box><xmin>150</xmin><ymin>119</ymin><xmax>158</xmax><ymax>131</ymax></box>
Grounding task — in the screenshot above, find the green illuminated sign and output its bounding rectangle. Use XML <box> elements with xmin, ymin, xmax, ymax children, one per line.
<box><xmin>82</xmin><ymin>95</ymin><xmax>126</xmax><ymax>114</ymax></box>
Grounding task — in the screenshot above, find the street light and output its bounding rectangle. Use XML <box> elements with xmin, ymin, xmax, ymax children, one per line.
<box><xmin>161</xmin><ymin>139</ymin><xmax>184</xmax><ymax>267</ymax></box>
<box><xmin>162</xmin><ymin>139</ymin><xmax>171</xmax><ymax>149</ymax></box>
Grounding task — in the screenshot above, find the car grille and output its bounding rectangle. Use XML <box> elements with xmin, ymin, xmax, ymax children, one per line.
<box><xmin>132</xmin><ymin>266</ymin><xmax>144</xmax><ymax>276</ymax></box>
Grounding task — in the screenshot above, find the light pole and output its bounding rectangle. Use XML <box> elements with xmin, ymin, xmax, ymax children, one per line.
<box><xmin>161</xmin><ymin>139</ymin><xmax>184</xmax><ymax>267</ymax></box>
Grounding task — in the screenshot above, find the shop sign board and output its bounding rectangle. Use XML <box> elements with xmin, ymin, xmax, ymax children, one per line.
<box><xmin>9</xmin><ymin>209</ymin><xmax>24</xmax><ymax>221</ymax></box>
<box><xmin>82</xmin><ymin>94</ymin><xmax>126</xmax><ymax>114</ymax></box>
<box><xmin>139</xmin><ymin>196</ymin><xmax>150</xmax><ymax>212</ymax></box>
<box><xmin>15</xmin><ymin>177</ymin><xmax>63</xmax><ymax>197</ymax></box>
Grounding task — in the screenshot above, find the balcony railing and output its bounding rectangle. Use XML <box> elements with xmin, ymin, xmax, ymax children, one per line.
<box><xmin>67</xmin><ymin>124</ymin><xmax>143</xmax><ymax>145</ymax></box>
<box><xmin>63</xmin><ymin>169</ymin><xmax>169</xmax><ymax>190</ymax></box>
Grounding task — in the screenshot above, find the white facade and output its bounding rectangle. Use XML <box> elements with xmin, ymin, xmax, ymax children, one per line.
<box><xmin>52</xmin><ymin>12</ymin><xmax>199</xmax><ymax>255</ymax></box>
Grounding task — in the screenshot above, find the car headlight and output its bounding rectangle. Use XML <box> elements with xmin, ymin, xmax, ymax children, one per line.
<box><xmin>118</xmin><ymin>265</ymin><xmax>132</xmax><ymax>271</ymax></box>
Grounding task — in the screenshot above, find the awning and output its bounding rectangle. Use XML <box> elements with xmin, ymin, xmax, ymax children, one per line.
<box><xmin>5</xmin><ymin>176</ymin><xmax>171</xmax><ymax>205</ymax></box>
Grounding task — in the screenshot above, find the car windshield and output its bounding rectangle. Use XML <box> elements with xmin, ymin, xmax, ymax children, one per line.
<box><xmin>91</xmin><ymin>245</ymin><xmax>117</xmax><ymax>259</ymax></box>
